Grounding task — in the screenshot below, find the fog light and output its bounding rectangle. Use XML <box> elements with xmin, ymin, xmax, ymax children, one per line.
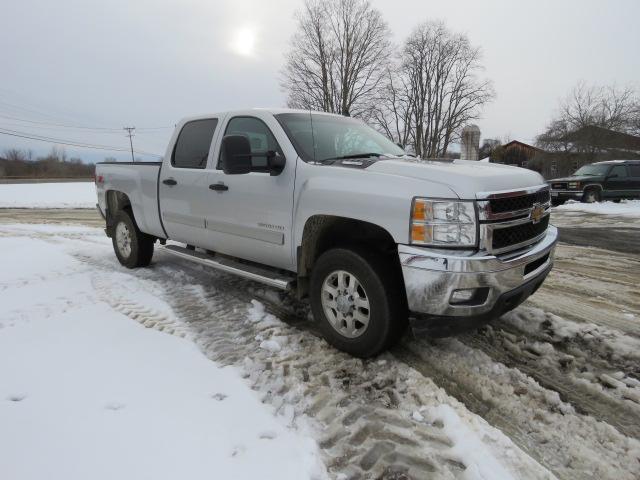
<box><xmin>450</xmin><ymin>289</ymin><xmax>476</xmax><ymax>304</ymax></box>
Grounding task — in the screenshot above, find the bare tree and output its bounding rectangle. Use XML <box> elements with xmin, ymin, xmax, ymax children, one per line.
<box><xmin>368</xmin><ymin>68</ymin><xmax>415</xmax><ymax>150</ymax></box>
<box><xmin>562</xmin><ymin>82</ymin><xmax>637</xmax><ymax>133</ymax></box>
<box><xmin>370</xmin><ymin>21</ymin><xmax>494</xmax><ymax>157</ymax></box>
<box><xmin>282</xmin><ymin>0</ymin><xmax>392</xmax><ymax>117</ymax></box>
<box><xmin>3</xmin><ymin>148</ymin><xmax>28</xmax><ymax>161</ymax></box>
<box><xmin>536</xmin><ymin>119</ymin><xmax>573</xmax><ymax>152</ymax></box>
<box><xmin>537</xmin><ymin>82</ymin><xmax>640</xmax><ymax>151</ymax></box>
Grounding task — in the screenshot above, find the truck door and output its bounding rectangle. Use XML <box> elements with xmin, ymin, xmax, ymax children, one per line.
<box><xmin>158</xmin><ymin>118</ymin><xmax>220</xmax><ymax>244</ymax></box>
<box><xmin>202</xmin><ymin>114</ymin><xmax>297</xmax><ymax>271</ymax></box>
<box><xmin>603</xmin><ymin>164</ymin><xmax>630</xmax><ymax>199</ymax></box>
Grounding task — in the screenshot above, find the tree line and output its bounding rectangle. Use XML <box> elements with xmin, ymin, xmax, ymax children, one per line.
<box><xmin>0</xmin><ymin>147</ymin><xmax>95</xmax><ymax>178</ymax></box>
<box><xmin>281</xmin><ymin>0</ymin><xmax>494</xmax><ymax>158</ymax></box>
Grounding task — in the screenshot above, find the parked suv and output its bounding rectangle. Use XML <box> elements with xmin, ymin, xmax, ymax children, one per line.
<box><xmin>548</xmin><ymin>160</ymin><xmax>640</xmax><ymax>204</ymax></box>
<box><xmin>95</xmin><ymin>109</ymin><xmax>557</xmax><ymax>357</ymax></box>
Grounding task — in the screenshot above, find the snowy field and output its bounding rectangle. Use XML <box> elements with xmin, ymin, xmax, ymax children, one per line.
<box><xmin>0</xmin><ymin>225</ymin><xmax>326</xmax><ymax>480</ymax></box>
<box><xmin>553</xmin><ymin>199</ymin><xmax>640</xmax><ymax>217</ymax></box>
<box><xmin>0</xmin><ymin>181</ymin><xmax>96</xmax><ymax>208</ymax></box>
<box><xmin>1</xmin><ymin>221</ymin><xmax>639</xmax><ymax>480</ymax></box>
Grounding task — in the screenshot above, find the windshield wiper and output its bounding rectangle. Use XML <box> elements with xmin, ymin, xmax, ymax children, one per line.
<box><xmin>320</xmin><ymin>152</ymin><xmax>385</xmax><ymax>163</ymax></box>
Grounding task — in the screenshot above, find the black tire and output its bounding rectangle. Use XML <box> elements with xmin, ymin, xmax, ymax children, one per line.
<box><xmin>581</xmin><ymin>187</ymin><xmax>601</xmax><ymax>203</ymax></box>
<box><xmin>612</xmin><ymin>198</ymin><xmax>622</xmax><ymax>203</ymax></box>
<box><xmin>112</xmin><ymin>209</ymin><xmax>154</xmax><ymax>268</ymax></box>
<box><xmin>309</xmin><ymin>248</ymin><xmax>407</xmax><ymax>358</ymax></box>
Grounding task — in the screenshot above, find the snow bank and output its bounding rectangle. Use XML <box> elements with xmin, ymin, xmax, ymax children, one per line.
<box><xmin>0</xmin><ymin>232</ymin><xmax>326</xmax><ymax>480</ymax></box>
<box><xmin>0</xmin><ymin>181</ymin><xmax>96</xmax><ymax>208</ymax></box>
<box><xmin>553</xmin><ymin>199</ymin><xmax>640</xmax><ymax>217</ymax></box>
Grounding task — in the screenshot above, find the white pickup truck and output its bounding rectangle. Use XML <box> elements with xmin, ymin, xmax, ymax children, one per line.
<box><xmin>95</xmin><ymin>109</ymin><xmax>558</xmax><ymax>357</ymax></box>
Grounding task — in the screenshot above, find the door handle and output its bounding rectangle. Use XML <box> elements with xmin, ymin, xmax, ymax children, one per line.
<box><xmin>162</xmin><ymin>178</ymin><xmax>177</xmax><ymax>186</ymax></box>
<box><xmin>209</xmin><ymin>183</ymin><xmax>229</xmax><ymax>192</ymax></box>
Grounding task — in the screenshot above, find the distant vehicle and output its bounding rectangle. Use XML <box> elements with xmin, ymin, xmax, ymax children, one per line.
<box><xmin>548</xmin><ymin>160</ymin><xmax>640</xmax><ymax>204</ymax></box>
<box><xmin>95</xmin><ymin>109</ymin><xmax>557</xmax><ymax>357</ymax></box>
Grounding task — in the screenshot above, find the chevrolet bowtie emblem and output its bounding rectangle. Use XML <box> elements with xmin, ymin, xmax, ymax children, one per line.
<box><xmin>530</xmin><ymin>203</ymin><xmax>545</xmax><ymax>224</ymax></box>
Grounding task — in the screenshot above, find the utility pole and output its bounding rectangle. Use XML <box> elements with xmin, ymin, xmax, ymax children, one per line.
<box><xmin>123</xmin><ymin>126</ymin><xmax>136</xmax><ymax>162</ymax></box>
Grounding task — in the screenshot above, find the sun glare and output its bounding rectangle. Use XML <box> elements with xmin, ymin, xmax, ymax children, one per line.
<box><xmin>231</xmin><ymin>27</ymin><xmax>256</xmax><ymax>57</ymax></box>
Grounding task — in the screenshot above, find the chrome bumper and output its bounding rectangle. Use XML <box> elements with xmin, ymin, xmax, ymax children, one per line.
<box><xmin>399</xmin><ymin>226</ymin><xmax>558</xmax><ymax>317</ymax></box>
<box><xmin>551</xmin><ymin>190</ymin><xmax>582</xmax><ymax>198</ymax></box>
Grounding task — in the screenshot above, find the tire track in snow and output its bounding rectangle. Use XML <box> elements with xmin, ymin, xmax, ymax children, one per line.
<box><xmin>459</xmin><ymin>326</ymin><xmax>640</xmax><ymax>439</ymax></box>
<box><xmin>392</xmin><ymin>337</ymin><xmax>640</xmax><ymax>480</ymax></box>
<box><xmin>75</xmin><ymin>253</ymin><xmax>474</xmax><ymax>480</ymax></box>
<box><xmin>61</xmin><ymin>235</ymin><xmax>639</xmax><ymax>480</ymax></box>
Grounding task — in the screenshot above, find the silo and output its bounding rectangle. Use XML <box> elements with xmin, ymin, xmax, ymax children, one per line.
<box><xmin>460</xmin><ymin>125</ymin><xmax>481</xmax><ymax>161</ymax></box>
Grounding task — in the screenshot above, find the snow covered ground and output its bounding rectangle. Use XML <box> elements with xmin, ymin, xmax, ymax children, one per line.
<box><xmin>553</xmin><ymin>199</ymin><xmax>640</xmax><ymax>217</ymax></box>
<box><xmin>0</xmin><ymin>181</ymin><xmax>96</xmax><ymax>208</ymax></box>
<box><xmin>0</xmin><ymin>226</ymin><xmax>326</xmax><ymax>480</ymax></box>
<box><xmin>1</xmin><ymin>219</ymin><xmax>639</xmax><ymax>480</ymax></box>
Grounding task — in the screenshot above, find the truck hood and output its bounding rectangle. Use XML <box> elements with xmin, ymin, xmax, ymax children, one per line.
<box><xmin>366</xmin><ymin>159</ymin><xmax>545</xmax><ymax>199</ymax></box>
<box><xmin>547</xmin><ymin>175</ymin><xmax>605</xmax><ymax>183</ymax></box>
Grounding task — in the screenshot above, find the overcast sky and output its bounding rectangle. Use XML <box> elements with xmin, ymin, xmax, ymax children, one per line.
<box><xmin>1</xmin><ymin>0</ymin><xmax>639</xmax><ymax>162</ymax></box>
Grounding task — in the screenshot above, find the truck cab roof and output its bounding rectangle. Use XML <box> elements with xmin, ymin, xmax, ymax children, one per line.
<box><xmin>178</xmin><ymin>108</ymin><xmax>345</xmax><ymax>124</ymax></box>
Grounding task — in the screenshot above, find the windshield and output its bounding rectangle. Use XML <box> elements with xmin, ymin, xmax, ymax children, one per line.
<box><xmin>274</xmin><ymin>112</ymin><xmax>405</xmax><ymax>163</ymax></box>
<box><xmin>573</xmin><ymin>164</ymin><xmax>611</xmax><ymax>176</ymax></box>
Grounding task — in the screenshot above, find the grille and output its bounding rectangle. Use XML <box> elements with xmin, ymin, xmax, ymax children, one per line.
<box><xmin>492</xmin><ymin>216</ymin><xmax>549</xmax><ymax>251</ymax></box>
<box><xmin>551</xmin><ymin>182</ymin><xmax>567</xmax><ymax>189</ymax></box>
<box><xmin>489</xmin><ymin>189</ymin><xmax>550</xmax><ymax>213</ymax></box>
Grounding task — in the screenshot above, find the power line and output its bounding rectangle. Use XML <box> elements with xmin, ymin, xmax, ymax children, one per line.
<box><xmin>0</xmin><ymin>127</ymin><xmax>163</xmax><ymax>158</ymax></box>
<box><xmin>0</xmin><ymin>112</ymin><xmax>173</xmax><ymax>132</ymax></box>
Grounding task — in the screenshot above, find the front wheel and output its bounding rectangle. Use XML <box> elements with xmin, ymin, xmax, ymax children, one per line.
<box><xmin>112</xmin><ymin>210</ymin><xmax>154</xmax><ymax>268</ymax></box>
<box><xmin>582</xmin><ymin>188</ymin><xmax>601</xmax><ymax>203</ymax></box>
<box><xmin>309</xmin><ymin>248</ymin><xmax>407</xmax><ymax>358</ymax></box>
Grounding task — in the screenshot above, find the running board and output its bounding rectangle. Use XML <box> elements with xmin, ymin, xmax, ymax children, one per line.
<box><xmin>161</xmin><ymin>244</ymin><xmax>295</xmax><ymax>291</ymax></box>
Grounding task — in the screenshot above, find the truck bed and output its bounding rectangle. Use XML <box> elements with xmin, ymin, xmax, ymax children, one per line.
<box><xmin>95</xmin><ymin>161</ymin><xmax>165</xmax><ymax>239</ymax></box>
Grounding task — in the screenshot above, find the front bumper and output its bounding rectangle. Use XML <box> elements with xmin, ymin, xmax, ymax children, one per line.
<box><xmin>551</xmin><ymin>189</ymin><xmax>582</xmax><ymax>200</ymax></box>
<box><xmin>399</xmin><ymin>225</ymin><xmax>558</xmax><ymax>323</ymax></box>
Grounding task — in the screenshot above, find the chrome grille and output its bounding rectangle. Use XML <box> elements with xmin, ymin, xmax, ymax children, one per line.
<box><xmin>477</xmin><ymin>185</ymin><xmax>551</xmax><ymax>254</ymax></box>
<box><xmin>489</xmin><ymin>189</ymin><xmax>550</xmax><ymax>213</ymax></box>
<box><xmin>492</xmin><ymin>216</ymin><xmax>549</xmax><ymax>250</ymax></box>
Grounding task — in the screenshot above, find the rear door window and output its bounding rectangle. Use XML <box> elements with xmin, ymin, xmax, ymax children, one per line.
<box><xmin>628</xmin><ymin>165</ymin><xmax>640</xmax><ymax>177</ymax></box>
<box><xmin>172</xmin><ymin>119</ymin><xmax>218</xmax><ymax>169</ymax></box>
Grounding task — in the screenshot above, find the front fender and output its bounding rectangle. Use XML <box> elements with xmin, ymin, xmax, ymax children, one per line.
<box><xmin>292</xmin><ymin>166</ymin><xmax>459</xmax><ymax>249</ymax></box>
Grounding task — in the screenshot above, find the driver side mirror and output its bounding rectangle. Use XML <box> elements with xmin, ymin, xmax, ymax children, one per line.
<box><xmin>221</xmin><ymin>135</ymin><xmax>252</xmax><ymax>175</ymax></box>
<box><xmin>220</xmin><ymin>135</ymin><xmax>286</xmax><ymax>176</ymax></box>
<box><xmin>607</xmin><ymin>173</ymin><xmax>619</xmax><ymax>179</ymax></box>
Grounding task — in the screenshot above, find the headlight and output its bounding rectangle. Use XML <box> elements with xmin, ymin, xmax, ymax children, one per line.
<box><xmin>568</xmin><ymin>181</ymin><xmax>581</xmax><ymax>189</ymax></box>
<box><xmin>410</xmin><ymin>198</ymin><xmax>477</xmax><ymax>247</ymax></box>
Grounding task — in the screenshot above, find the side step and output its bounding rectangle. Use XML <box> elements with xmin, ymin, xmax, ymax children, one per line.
<box><xmin>161</xmin><ymin>244</ymin><xmax>295</xmax><ymax>291</ymax></box>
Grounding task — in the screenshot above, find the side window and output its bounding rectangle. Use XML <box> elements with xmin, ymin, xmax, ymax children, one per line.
<box><xmin>219</xmin><ymin>117</ymin><xmax>283</xmax><ymax>170</ymax></box>
<box><xmin>608</xmin><ymin>165</ymin><xmax>628</xmax><ymax>178</ymax></box>
<box><xmin>172</xmin><ymin>118</ymin><xmax>218</xmax><ymax>169</ymax></box>
<box><xmin>628</xmin><ymin>165</ymin><xmax>640</xmax><ymax>177</ymax></box>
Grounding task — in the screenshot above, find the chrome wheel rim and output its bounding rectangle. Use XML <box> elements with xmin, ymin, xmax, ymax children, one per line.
<box><xmin>321</xmin><ymin>270</ymin><xmax>370</xmax><ymax>339</ymax></box>
<box><xmin>115</xmin><ymin>221</ymin><xmax>132</xmax><ymax>258</ymax></box>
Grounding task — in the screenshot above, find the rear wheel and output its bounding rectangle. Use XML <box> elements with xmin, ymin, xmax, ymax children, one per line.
<box><xmin>310</xmin><ymin>248</ymin><xmax>407</xmax><ymax>358</ymax></box>
<box><xmin>112</xmin><ymin>210</ymin><xmax>154</xmax><ymax>268</ymax></box>
<box><xmin>582</xmin><ymin>188</ymin><xmax>601</xmax><ymax>203</ymax></box>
